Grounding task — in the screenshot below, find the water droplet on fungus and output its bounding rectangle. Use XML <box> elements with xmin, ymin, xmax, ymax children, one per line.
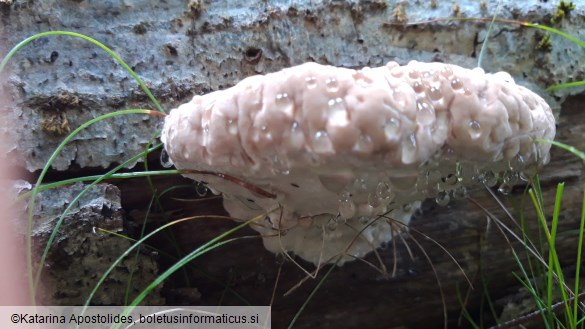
<box><xmin>435</xmin><ymin>191</ymin><xmax>450</xmax><ymax>206</ymax></box>
<box><xmin>384</xmin><ymin>117</ymin><xmax>401</xmax><ymax>141</ymax></box>
<box><xmin>313</xmin><ymin>130</ymin><xmax>334</xmax><ymax>154</ymax></box>
<box><xmin>328</xmin><ymin>97</ymin><xmax>349</xmax><ymax>126</ymax></box>
<box><xmin>325</xmin><ymin>77</ymin><xmax>339</xmax><ymax>93</ymax></box>
<box><xmin>468</xmin><ymin>120</ymin><xmax>482</xmax><ymax>139</ymax></box>
<box><xmin>451</xmin><ymin>77</ymin><xmax>463</xmax><ymax>90</ymax></box>
<box><xmin>160</xmin><ymin>149</ymin><xmax>173</xmax><ymax>168</ymax></box>
<box><xmin>305</xmin><ymin>76</ymin><xmax>317</xmax><ymax>89</ymax></box>
<box><xmin>416</xmin><ymin>100</ymin><xmax>435</xmax><ymax>125</ymax></box>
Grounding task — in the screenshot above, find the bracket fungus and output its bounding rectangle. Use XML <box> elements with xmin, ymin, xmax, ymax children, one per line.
<box><xmin>161</xmin><ymin>61</ymin><xmax>556</xmax><ymax>265</ymax></box>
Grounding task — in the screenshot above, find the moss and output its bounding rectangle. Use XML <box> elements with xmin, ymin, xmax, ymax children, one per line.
<box><xmin>132</xmin><ymin>22</ymin><xmax>149</xmax><ymax>35</ymax></box>
<box><xmin>362</xmin><ymin>0</ymin><xmax>388</xmax><ymax>10</ymax></box>
<box><xmin>559</xmin><ymin>0</ymin><xmax>576</xmax><ymax>13</ymax></box>
<box><xmin>351</xmin><ymin>0</ymin><xmax>389</xmax><ymax>23</ymax></box>
<box><xmin>187</xmin><ymin>0</ymin><xmax>204</xmax><ymax>18</ymax></box>
<box><xmin>40</xmin><ymin>113</ymin><xmax>71</xmax><ymax>136</ymax></box>
<box><xmin>550</xmin><ymin>0</ymin><xmax>575</xmax><ymax>24</ymax></box>
<box><xmin>452</xmin><ymin>3</ymin><xmax>461</xmax><ymax>17</ymax></box>
<box><xmin>36</xmin><ymin>91</ymin><xmax>80</xmax><ymax>136</ymax></box>
<box><xmin>536</xmin><ymin>33</ymin><xmax>553</xmax><ymax>52</ymax></box>
<box><xmin>391</xmin><ymin>3</ymin><xmax>407</xmax><ymax>25</ymax></box>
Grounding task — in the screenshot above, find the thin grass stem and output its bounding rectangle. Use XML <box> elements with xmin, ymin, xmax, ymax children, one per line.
<box><xmin>27</xmin><ymin>109</ymin><xmax>159</xmax><ymax>302</ymax></box>
<box><xmin>0</xmin><ymin>31</ymin><xmax>165</xmax><ymax>113</ymax></box>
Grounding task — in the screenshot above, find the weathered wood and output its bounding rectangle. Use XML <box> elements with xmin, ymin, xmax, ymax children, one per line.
<box><xmin>2</xmin><ymin>1</ymin><xmax>585</xmax><ymax>328</ymax></box>
<box><xmin>17</xmin><ymin>182</ymin><xmax>164</xmax><ymax>306</ymax></box>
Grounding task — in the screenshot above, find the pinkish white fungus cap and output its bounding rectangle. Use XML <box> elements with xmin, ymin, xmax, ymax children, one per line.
<box><xmin>161</xmin><ymin>61</ymin><xmax>556</xmax><ymax>265</ymax></box>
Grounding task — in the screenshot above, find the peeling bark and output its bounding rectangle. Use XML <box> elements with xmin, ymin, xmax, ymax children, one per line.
<box><xmin>15</xmin><ymin>182</ymin><xmax>163</xmax><ymax>305</ymax></box>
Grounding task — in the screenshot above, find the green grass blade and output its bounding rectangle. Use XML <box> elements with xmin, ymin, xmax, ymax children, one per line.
<box><xmin>512</xmin><ymin>268</ymin><xmax>552</xmax><ymax>328</ymax></box>
<box><xmin>75</xmin><ymin>216</ymin><xmax>200</xmax><ymax>329</ymax></box>
<box><xmin>477</xmin><ymin>0</ymin><xmax>502</xmax><ymax>68</ymax></box>
<box><xmin>549</xmin><ymin>183</ymin><xmax>573</xmax><ymax>325</ymax></box>
<box><xmin>455</xmin><ymin>283</ymin><xmax>481</xmax><ymax>329</ymax></box>
<box><xmin>105</xmin><ymin>213</ymin><xmax>267</xmax><ymax>329</ymax></box>
<box><xmin>127</xmin><ymin>220</ymin><xmax>260</xmax><ymax>307</ymax></box>
<box><xmin>573</xmin><ymin>191</ymin><xmax>585</xmax><ymax>325</ymax></box>
<box><xmin>536</xmin><ymin>139</ymin><xmax>585</xmax><ymax>161</ymax></box>
<box><xmin>27</xmin><ymin>109</ymin><xmax>159</xmax><ymax>299</ymax></box>
<box><xmin>523</xmin><ymin>23</ymin><xmax>585</xmax><ymax>49</ymax></box>
<box><xmin>0</xmin><ymin>31</ymin><xmax>164</xmax><ymax>113</ymax></box>
<box><xmin>512</xmin><ymin>23</ymin><xmax>585</xmax><ymax>92</ymax></box>
<box><xmin>288</xmin><ymin>259</ymin><xmax>339</xmax><ymax>329</ymax></box>
<box><xmin>96</xmin><ymin>226</ymin><xmax>252</xmax><ymax>306</ymax></box>
<box><xmin>529</xmin><ymin>185</ymin><xmax>554</xmax><ymax>316</ymax></box>
<box><xmin>547</xmin><ymin>185</ymin><xmax>559</xmax><ymax>310</ymax></box>
<box><xmin>124</xmin><ymin>134</ymin><xmax>161</xmax><ymax>304</ymax></box>
<box><xmin>547</xmin><ymin>81</ymin><xmax>585</xmax><ymax>92</ymax></box>
<box><xmin>33</xmin><ymin>143</ymin><xmax>163</xmax><ymax>294</ymax></box>
<box><xmin>17</xmin><ymin>169</ymin><xmax>188</xmax><ymax>200</ymax></box>
<box><xmin>481</xmin><ymin>276</ymin><xmax>499</xmax><ymax>327</ymax></box>
<box><xmin>124</xmin><ymin>192</ymin><xmax>157</xmax><ymax>304</ymax></box>
<box><xmin>138</xmin><ymin>140</ymin><xmax>196</xmax><ymax>292</ymax></box>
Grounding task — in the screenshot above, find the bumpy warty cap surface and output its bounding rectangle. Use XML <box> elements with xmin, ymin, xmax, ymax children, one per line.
<box><xmin>161</xmin><ymin>61</ymin><xmax>555</xmax><ymax>265</ymax></box>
